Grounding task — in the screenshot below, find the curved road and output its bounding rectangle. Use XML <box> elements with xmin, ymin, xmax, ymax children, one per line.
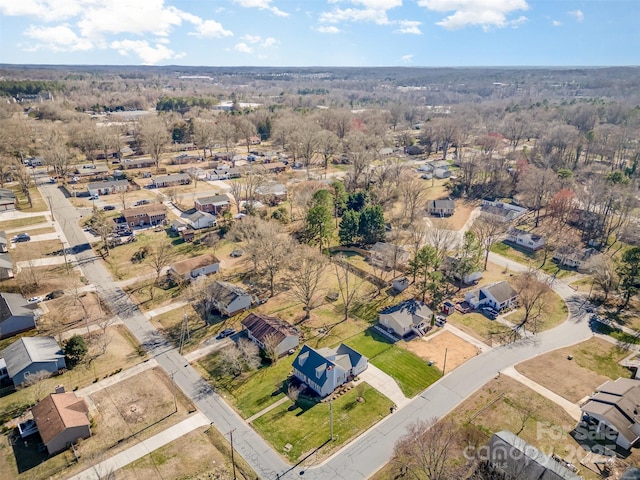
<box><xmin>38</xmin><ymin>175</ymin><xmax>594</xmax><ymax>480</ymax></box>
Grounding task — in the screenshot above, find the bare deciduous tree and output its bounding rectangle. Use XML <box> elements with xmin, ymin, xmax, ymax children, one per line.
<box><xmin>287</xmin><ymin>246</ymin><xmax>328</xmax><ymax>319</ymax></box>
<box><xmin>146</xmin><ymin>240</ymin><xmax>174</xmax><ymax>298</ymax></box>
<box><xmin>262</xmin><ymin>333</ymin><xmax>282</xmax><ymax>364</ymax></box>
<box><xmin>333</xmin><ymin>255</ymin><xmax>364</xmax><ymax>322</ymax></box>
<box><xmin>512</xmin><ymin>269</ymin><xmax>552</xmax><ymax>339</ymax></box>
<box><xmin>472</xmin><ymin>213</ymin><xmax>507</xmax><ymax>270</ymax></box>
<box><xmin>137</xmin><ymin>115</ymin><xmax>170</xmax><ymax>171</ymax></box>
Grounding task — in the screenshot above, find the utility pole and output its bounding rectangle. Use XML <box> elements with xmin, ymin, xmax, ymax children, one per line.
<box><xmin>442</xmin><ymin>347</ymin><xmax>448</xmax><ymax>376</ymax></box>
<box><xmin>228</xmin><ymin>428</ymin><xmax>237</xmax><ymax>480</ymax></box>
<box><xmin>179</xmin><ymin>309</ymin><xmax>190</xmax><ymax>355</ymax></box>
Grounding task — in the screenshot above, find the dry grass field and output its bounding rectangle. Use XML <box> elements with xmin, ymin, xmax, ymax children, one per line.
<box><xmin>405</xmin><ymin>330</ymin><xmax>480</xmax><ymax>372</ymax></box>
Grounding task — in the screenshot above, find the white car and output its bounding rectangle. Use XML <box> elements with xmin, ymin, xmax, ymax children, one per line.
<box><xmin>27</xmin><ymin>296</ymin><xmax>43</xmax><ymax>304</ymax></box>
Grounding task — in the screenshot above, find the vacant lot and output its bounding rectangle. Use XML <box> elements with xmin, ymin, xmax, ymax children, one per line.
<box><xmin>515</xmin><ymin>337</ymin><xmax>633</xmax><ymax>403</ymax></box>
<box><xmin>0</xmin><ymin>215</ymin><xmax>47</xmax><ymax>231</ymax></box>
<box><xmin>405</xmin><ymin>330</ymin><xmax>480</xmax><ymax>372</ymax></box>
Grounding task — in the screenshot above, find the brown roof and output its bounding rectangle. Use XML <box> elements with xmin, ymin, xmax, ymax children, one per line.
<box><xmin>32</xmin><ymin>392</ymin><xmax>90</xmax><ymax>444</ymax></box>
<box><xmin>241</xmin><ymin>312</ymin><xmax>298</xmax><ymax>344</ymax></box>
<box><xmin>170</xmin><ymin>253</ymin><xmax>220</xmax><ymax>276</ymax></box>
<box><xmin>122</xmin><ymin>204</ymin><xmax>167</xmax><ymax>218</ymax></box>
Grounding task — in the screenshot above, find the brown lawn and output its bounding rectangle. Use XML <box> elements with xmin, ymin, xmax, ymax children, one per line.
<box><xmin>405</xmin><ymin>330</ymin><xmax>480</xmax><ymax>371</ymax></box>
<box><xmin>430</xmin><ymin>200</ymin><xmax>478</xmax><ymax>231</ymax></box>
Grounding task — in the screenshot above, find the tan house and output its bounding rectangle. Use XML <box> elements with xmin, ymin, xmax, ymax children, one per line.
<box><xmin>168</xmin><ymin>254</ymin><xmax>220</xmax><ymax>283</ymax></box>
<box><xmin>32</xmin><ymin>388</ymin><xmax>91</xmax><ymax>455</ymax></box>
<box><xmin>151</xmin><ymin>173</ymin><xmax>190</xmax><ymax>188</ymax></box>
<box><xmin>241</xmin><ymin>312</ymin><xmax>299</xmax><ymax>357</ymax></box>
<box><xmin>122</xmin><ymin>204</ymin><xmax>167</xmax><ymax>227</ymax></box>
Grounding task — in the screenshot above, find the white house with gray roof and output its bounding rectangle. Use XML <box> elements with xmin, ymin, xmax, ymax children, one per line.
<box><xmin>292</xmin><ymin>344</ymin><xmax>368</xmax><ymax>397</ymax></box>
<box><xmin>0</xmin><ymin>292</ymin><xmax>38</xmax><ymax>338</ymax></box>
<box><xmin>87</xmin><ymin>179</ymin><xmax>129</xmax><ymax>197</ymax></box>
<box><xmin>185</xmin><ymin>211</ymin><xmax>217</xmax><ymax>229</ymax></box>
<box><xmin>2</xmin><ymin>336</ymin><xmax>66</xmax><ymax>386</ymax></box>
<box><xmin>207</xmin><ymin>281</ymin><xmax>252</xmax><ymax>317</ymax></box>
<box><xmin>379</xmin><ymin>299</ymin><xmax>433</xmax><ymax>337</ymax></box>
<box><xmin>465</xmin><ymin>281</ymin><xmax>518</xmax><ymax>311</ymax></box>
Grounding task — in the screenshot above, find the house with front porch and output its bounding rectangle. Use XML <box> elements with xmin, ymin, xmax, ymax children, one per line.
<box><xmin>87</xmin><ymin>179</ymin><xmax>129</xmax><ymax>197</ymax></box>
<box><xmin>465</xmin><ymin>281</ymin><xmax>518</xmax><ymax>311</ymax></box>
<box><xmin>379</xmin><ymin>299</ymin><xmax>433</xmax><ymax>337</ymax></box>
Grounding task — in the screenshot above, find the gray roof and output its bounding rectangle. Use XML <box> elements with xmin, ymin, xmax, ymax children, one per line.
<box><xmin>0</xmin><ymin>253</ymin><xmax>13</xmax><ymax>270</ymax></box>
<box><xmin>195</xmin><ymin>194</ymin><xmax>230</xmax><ymax>206</ymax></box>
<box><xmin>186</xmin><ymin>211</ymin><xmax>216</xmax><ymax>223</ymax></box>
<box><xmin>0</xmin><ymin>293</ymin><xmax>34</xmax><ymax>322</ymax></box>
<box><xmin>153</xmin><ymin>173</ymin><xmax>190</xmax><ymax>183</ymax></box>
<box><xmin>483</xmin><ymin>281</ymin><xmax>518</xmax><ymax>304</ymax></box>
<box><xmin>430</xmin><ymin>199</ymin><xmax>455</xmax><ymax>210</ymax></box>
<box><xmin>255</xmin><ymin>183</ymin><xmax>287</xmax><ymax>196</ymax></box>
<box><xmin>380</xmin><ymin>299</ymin><xmax>433</xmax><ymax>328</ymax></box>
<box><xmin>2</xmin><ymin>336</ymin><xmax>65</xmax><ymax>379</ymax></box>
<box><xmin>208</xmin><ymin>281</ymin><xmax>249</xmax><ymax>305</ymax></box>
<box><xmin>488</xmin><ymin>431</ymin><xmax>582</xmax><ymax>480</ymax></box>
<box><xmin>0</xmin><ymin>231</ymin><xmax>7</xmax><ymax>245</ymax></box>
<box><xmin>87</xmin><ymin>179</ymin><xmax>129</xmax><ymax>190</ymax></box>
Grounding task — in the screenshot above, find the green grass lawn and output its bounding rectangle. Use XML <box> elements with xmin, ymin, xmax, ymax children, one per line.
<box><xmin>490</xmin><ymin>242</ymin><xmax>574</xmax><ymax>279</ymax></box>
<box><xmin>448</xmin><ymin>312</ymin><xmax>512</xmax><ymax>345</ymax></box>
<box><xmin>505</xmin><ymin>290</ymin><xmax>568</xmax><ymax>333</ymax></box>
<box><xmin>343</xmin><ymin>328</ymin><xmax>394</xmax><ymax>358</ymax></box>
<box><xmin>571</xmin><ymin>339</ymin><xmax>634</xmax><ymax>379</ymax></box>
<box><xmin>252</xmin><ymin>384</ymin><xmax>393</xmax><ymax>462</ymax></box>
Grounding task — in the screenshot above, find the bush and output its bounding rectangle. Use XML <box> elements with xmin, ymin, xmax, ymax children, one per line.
<box><xmin>64</xmin><ymin>335</ymin><xmax>88</xmax><ymax>368</ymax></box>
<box><xmin>131</xmin><ymin>245</ymin><xmax>150</xmax><ymax>263</ymax></box>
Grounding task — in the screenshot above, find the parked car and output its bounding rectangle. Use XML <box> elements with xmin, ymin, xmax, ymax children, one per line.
<box><xmin>89</xmin><ymin>194</ymin><xmax>99</xmax><ymax>200</ymax></box>
<box><xmin>216</xmin><ymin>328</ymin><xmax>236</xmax><ymax>340</ymax></box>
<box><xmin>482</xmin><ymin>307</ymin><xmax>499</xmax><ymax>320</ymax></box>
<box><xmin>12</xmin><ymin>233</ymin><xmax>31</xmax><ymax>242</ymax></box>
<box><xmin>435</xmin><ymin>315</ymin><xmax>447</xmax><ymax>327</ymax></box>
<box><xmin>27</xmin><ymin>296</ymin><xmax>43</xmax><ymax>304</ymax></box>
<box><xmin>230</xmin><ymin>249</ymin><xmax>244</xmax><ymax>258</ymax></box>
<box><xmin>103</xmin><ymin>205</ymin><xmax>116</xmax><ymax>211</ymax></box>
<box><xmin>135</xmin><ymin>199</ymin><xmax>150</xmax><ymax>206</ymax></box>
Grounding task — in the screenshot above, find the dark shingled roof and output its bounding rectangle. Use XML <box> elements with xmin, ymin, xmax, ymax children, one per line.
<box><xmin>241</xmin><ymin>312</ymin><xmax>297</xmax><ymax>344</ymax></box>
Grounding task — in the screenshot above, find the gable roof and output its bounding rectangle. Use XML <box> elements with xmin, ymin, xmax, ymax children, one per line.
<box><xmin>87</xmin><ymin>179</ymin><xmax>129</xmax><ymax>190</ymax></box>
<box><xmin>0</xmin><ymin>231</ymin><xmax>8</xmax><ymax>245</ymax></box>
<box><xmin>195</xmin><ymin>194</ymin><xmax>230</xmax><ymax>206</ymax></box>
<box><xmin>508</xmin><ymin>227</ymin><xmax>543</xmax><ymax>242</ymax></box>
<box><xmin>170</xmin><ymin>253</ymin><xmax>220</xmax><ymax>276</ymax></box>
<box><xmin>0</xmin><ymin>253</ymin><xmax>13</xmax><ymax>270</ymax></box>
<box><xmin>185</xmin><ymin>210</ymin><xmax>216</xmax><ymax>223</ymax></box>
<box><xmin>121</xmin><ymin>204</ymin><xmax>167</xmax><ymax>218</ymax></box>
<box><xmin>32</xmin><ymin>392</ymin><xmax>90</xmax><ymax>445</ymax></box>
<box><xmin>482</xmin><ymin>281</ymin><xmax>518</xmax><ymax>304</ymax></box>
<box><xmin>430</xmin><ymin>199</ymin><xmax>455</xmax><ymax>210</ymax></box>
<box><xmin>242</xmin><ymin>312</ymin><xmax>297</xmax><ymax>344</ymax></box>
<box><xmin>380</xmin><ymin>299</ymin><xmax>433</xmax><ymax>328</ymax></box>
<box><xmin>0</xmin><ymin>293</ymin><xmax>34</xmax><ymax>322</ymax></box>
<box><xmin>255</xmin><ymin>183</ymin><xmax>287</xmax><ymax>196</ymax></box>
<box><xmin>152</xmin><ymin>173</ymin><xmax>190</xmax><ymax>183</ymax></box>
<box><xmin>2</xmin><ymin>336</ymin><xmax>64</xmax><ymax>378</ymax></box>
<box><xmin>318</xmin><ymin>344</ymin><xmax>366</xmax><ymax>372</ymax></box>
<box><xmin>208</xmin><ymin>280</ymin><xmax>249</xmax><ymax>305</ymax></box>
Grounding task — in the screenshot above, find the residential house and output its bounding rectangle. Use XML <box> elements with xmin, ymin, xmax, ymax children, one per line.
<box><xmin>121</xmin><ymin>158</ymin><xmax>156</xmax><ymax>169</ymax></box>
<box><xmin>181</xmin><ymin>228</ymin><xmax>195</xmax><ymax>242</ymax></box>
<box><xmin>121</xmin><ymin>204</ymin><xmax>167</xmax><ymax>227</ymax></box>
<box><xmin>151</xmin><ymin>173</ymin><xmax>190</xmax><ymax>188</ymax></box>
<box><xmin>369</xmin><ymin>242</ymin><xmax>411</xmax><ymax>271</ymax></box>
<box><xmin>483</xmin><ymin>430</ymin><xmax>582</xmax><ymax>480</ymax></box>
<box><xmin>0</xmin><ymin>231</ymin><xmax>8</xmax><ymax>253</ymax></box>
<box><xmin>170</xmin><ymin>218</ymin><xmax>188</xmax><ymax>233</ymax></box>
<box><xmin>441</xmin><ymin>256</ymin><xmax>483</xmax><ymax>285</ymax></box>
<box><xmin>505</xmin><ymin>227</ymin><xmax>545</xmax><ymax>251</ymax></box>
<box><xmin>428</xmin><ymin>160</ymin><xmax>450</xmax><ymax>170</ymax></box>
<box><xmin>292</xmin><ymin>344</ymin><xmax>368</xmax><ymax>398</ymax></box>
<box><xmin>86</xmin><ymin>179</ymin><xmax>129</xmax><ymax>197</ymax></box>
<box><xmin>194</xmin><ymin>194</ymin><xmax>230</xmax><ymax>215</ymax></box>
<box><xmin>379</xmin><ymin>299</ymin><xmax>433</xmax><ymax>337</ymax></box>
<box><xmin>433</xmin><ymin>168</ymin><xmax>451</xmax><ymax>179</ymax></box>
<box><xmin>465</xmin><ymin>281</ymin><xmax>518</xmax><ymax>311</ymax></box>
<box><xmin>241</xmin><ymin>312</ymin><xmax>299</xmax><ymax>357</ymax></box>
<box><xmin>428</xmin><ymin>199</ymin><xmax>455</xmax><ymax>217</ymax></box>
<box><xmin>182</xmin><ymin>167</ymin><xmax>206</xmax><ymax>179</ymax></box>
<box><xmin>481</xmin><ymin>200</ymin><xmax>527</xmax><ymax>223</ymax></box>
<box><xmin>207</xmin><ymin>281</ymin><xmax>253</xmax><ymax>317</ymax></box>
<box><xmin>0</xmin><ymin>292</ymin><xmax>39</xmax><ymax>338</ymax></box>
<box><xmin>260</xmin><ymin>162</ymin><xmax>288</xmax><ymax>174</ymax></box>
<box><xmin>255</xmin><ymin>183</ymin><xmax>287</xmax><ymax>205</ymax></box>
<box><xmin>185</xmin><ymin>211</ymin><xmax>217</xmax><ymax>230</ymax></box>
<box><xmin>0</xmin><ymin>190</ymin><xmax>16</xmax><ymax>211</ymax></box>
<box><xmin>2</xmin><ymin>336</ymin><xmax>66</xmax><ymax>386</ymax></box>
<box><xmin>74</xmin><ymin>163</ymin><xmax>110</xmax><ymax>177</ymax></box>
<box><xmin>581</xmin><ymin>378</ymin><xmax>640</xmax><ymax>450</ymax></box>
<box><xmin>392</xmin><ymin>277</ymin><xmax>410</xmax><ymax>292</ymax></box>
<box><xmin>0</xmin><ymin>253</ymin><xmax>14</xmax><ymax>279</ymax></box>
<box><xmin>32</xmin><ymin>387</ymin><xmax>91</xmax><ymax>455</ymax></box>
<box><xmin>168</xmin><ymin>254</ymin><xmax>220</xmax><ymax>283</ymax></box>
<box><xmin>553</xmin><ymin>247</ymin><xmax>595</xmax><ymax>269</ymax></box>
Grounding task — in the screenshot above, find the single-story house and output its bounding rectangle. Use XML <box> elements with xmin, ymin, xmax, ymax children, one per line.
<box><xmin>441</xmin><ymin>256</ymin><xmax>483</xmax><ymax>285</ymax></box>
<box><xmin>32</xmin><ymin>387</ymin><xmax>91</xmax><ymax>455</ymax></box>
<box><xmin>0</xmin><ymin>253</ymin><xmax>14</xmax><ymax>279</ymax></box>
<box><xmin>184</xmin><ymin>211</ymin><xmax>217</xmax><ymax>230</ymax></box>
<box><xmin>292</xmin><ymin>344</ymin><xmax>368</xmax><ymax>398</ymax></box>
<box><xmin>553</xmin><ymin>247</ymin><xmax>595</xmax><ymax>269</ymax></box>
<box><xmin>484</xmin><ymin>430</ymin><xmax>582</xmax><ymax>480</ymax></box>
<box><xmin>151</xmin><ymin>173</ymin><xmax>190</xmax><ymax>188</ymax></box>
<box><xmin>481</xmin><ymin>200</ymin><xmax>527</xmax><ymax>223</ymax></box>
<box><xmin>121</xmin><ymin>158</ymin><xmax>156</xmax><ymax>169</ymax></box>
<box><xmin>241</xmin><ymin>312</ymin><xmax>299</xmax><ymax>358</ymax></box>
<box><xmin>74</xmin><ymin>163</ymin><xmax>110</xmax><ymax>177</ymax></box>
<box><xmin>0</xmin><ymin>190</ymin><xmax>16</xmax><ymax>211</ymax></box>
<box><xmin>369</xmin><ymin>242</ymin><xmax>411</xmax><ymax>270</ymax></box>
<box><xmin>465</xmin><ymin>281</ymin><xmax>518</xmax><ymax>311</ymax></box>
<box><xmin>182</xmin><ymin>167</ymin><xmax>206</xmax><ymax>179</ymax></box>
<box><xmin>0</xmin><ymin>231</ymin><xmax>8</xmax><ymax>253</ymax></box>
<box><xmin>428</xmin><ymin>160</ymin><xmax>450</xmax><ymax>170</ymax></box>
<box><xmin>254</xmin><ymin>183</ymin><xmax>287</xmax><ymax>205</ymax></box>
<box><xmin>581</xmin><ymin>378</ymin><xmax>640</xmax><ymax>450</ymax></box>
<box><xmin>418</xmin><ymin>163</ymin><xmax>433</xmax><ymax>172</ymax></box>
<box><xmin>2</xmin><ymin>336</ymin><xmax>66</xmax><ymax>386</ymax></box>
<box><xmin>181</xmin><ymin>228</ymin><xmax>195</xmax><ymax>242</ymax></box>
<box><xmin>379</xmin><ymin>299</ymin><xmax>433</xmax><ymax>337</ymax></box>
<box><xmin>87</xmin><ymin>179</ymin><xmax>129</xmax><ymax>197</ymax></box>
<box><xmin>505</xmin><ymin>227</ymin><xmax>545</xmax><ymax>251</ymax></box>
<box><xmin>194</xmin><ymin>194</ymin><xmax>230</xmax><ymax>215</ymax></box>
<box><xmin>260</xmin><ymin>162</ymin><xmax>288</xmax><ymax>174</ymax></box>
<box><xmin>433</xmin><ymin>168</ymin><xmax>451</xmax><ymax>179</ymax></box>
<box><xmin>122</xmin><ymin>204</ymin><xmax>167</xmax><ymax>227</ymax></box>
<box><xmin>168</xmin><ymin>254</ymin><xmax>220</xmax><ymax>283</ymax></box>
<box><xmin>392</xmin><ymin>277</ymin><xmax>410</xmax><ymax>293</ymax></box>
<box><xmin>428</xmin><ymin>199</ymin><xmax>455</xmax><ymax>217</ymax></box>
<box><xmin>207</xmin><ymin>281</ymin><xmax>253</xmax><ymax>317</ymax></box>
<box><xmin>0</xmin><ymin>292</ymin><xmax>39</xmax><ymax>338</ymax></box>
<box><xmin>170</xmin><ymin>219</ymin><xmax>188</xmax><ymax>233</ymax></box>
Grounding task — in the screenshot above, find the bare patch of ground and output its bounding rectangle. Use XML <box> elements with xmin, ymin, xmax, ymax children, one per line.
<box><xmin>405</xmin><ymin>330</ymin><xmax>480</xmax><ymax>371</ymax></box>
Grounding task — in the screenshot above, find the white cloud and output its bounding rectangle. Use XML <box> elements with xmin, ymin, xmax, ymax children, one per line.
<box><xmin>111</xmin><ymin>39</ymin><xmax>184</xmax><ymax>64</ymax></box>
<box><xmin>395</xmin><ymin>20</ymin><xmax>422</xmax><ymax>34</ymax></box>
<box><xmin>233</xmin><ymin>0</ymin><xmax>288</xmax><ymax>17</ymax></box>
<box><xmin>418</xmin><ymin>0</ymin><xmax>529</xmax><ymax>30</ymax></box>
<box><xmin>24</xmin><ymin>24</ymin><xmax>93</xmax><ymax>51</ymax></box>
<box><xmin>0</xmin><ymin>0</ymin><xmax>86</xmax><ymax>22</ymax></box>
<box><xmin>190</xmin><ymin>19</ymin><xmax>233</xmax><ymax>38</ymax></box>
<box><xmin>568</xmin><ymin>9</ymin><xmax>584</xmax><ymax>22</ymax></box>
<box><xmin>244</xmin><ymin>34</ymin><xmax>262</xmax><ymax>44</ymax></box>
<box><xmin>234</xmin><ymin>42</ymin><xmax>253</xmax><ymax>54</ymax></box>
<box><xmin>401</xmin><ymin>54</ymin><xmax>414</xmax><ymax>63</ymax></box>
<box><xmin>552</xmin><ymin>20</ymin><xmax>562</xmax><ymax>27</ymax></box>
<box><xmin>320</xmin><ymin>7</ymin><xmax>390</xmax><ymax>25</ymax></box>
<box><xmin>351</xmin><ymin>0</ymin><xmax>402</xmax><ymax>8</ymax></box>
<box><xmin>262</xmin><ymin>37</ymin><xmax>277</xmax><ymax>48</ymax></box>
<box><xmin>316</xmin><ymin>25</ymin><xmax>341</xmax><ymax>34</ymax></box>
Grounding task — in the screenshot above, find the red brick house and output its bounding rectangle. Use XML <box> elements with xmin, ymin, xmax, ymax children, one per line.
<box><xmin>121</xmin><ymin>204</ymin><xmax>167</xmax><ymax>227</ymax></box>
<box><xmin>194</xmin><ymin>194</ymin><xmax>230</xmax><ymax>215</ymax></box>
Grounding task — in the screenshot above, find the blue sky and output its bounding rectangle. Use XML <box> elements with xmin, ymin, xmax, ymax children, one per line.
<box><xmin>0</xmin><ymin>0</ymin><xmax>637</xmax><ymax>67</ymax></box>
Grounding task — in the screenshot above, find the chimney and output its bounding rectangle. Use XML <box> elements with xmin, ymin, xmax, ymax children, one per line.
<box><xmin>54</xmin><ymin>385</ymin><xmax>65</xmax><ymax>394</ymax></box>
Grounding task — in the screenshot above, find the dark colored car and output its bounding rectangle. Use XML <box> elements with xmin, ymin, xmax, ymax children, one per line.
<box><xmin>12</xmin><ymin>233</ymin><xmax>31</xmax><ymax>242</ymax></box>
<box><xmin>103</xmin><ymin>205</ymin><xmax>116</xmax><ymax>211</ymax></box>
<box><xmin>216</xmin><ymin>328</ymin><xmax>236</xmax><ymax>340</ymax></box>
<box><xmin>135</xmin><ymin>199</ymin><xmax>151</xmax><ymax>206</ymax></box>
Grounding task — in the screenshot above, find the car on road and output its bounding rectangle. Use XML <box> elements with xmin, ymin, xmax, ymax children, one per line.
<box><xmin>12</xmin><ymin>233</ymin><xmax>31</xmax><ymax>242</ymax></box>
<box><xmin>27</xmin><ymin>296</ymin><xmax>42</xmax><ymax>304</ymax></box>
<box><xmin>216</xmin><ymin>328</ymin><xmax>236</xmax><ymax>340</ymax></box>
<box><xmin>103</xmin><ymin>205</ymin><xmax>116</xmax><ymax>211</ymax></box>
<box><xmin>89</xmin><ymin>194</ymin><xmax>99</xmax><ymax>200</ymax></box>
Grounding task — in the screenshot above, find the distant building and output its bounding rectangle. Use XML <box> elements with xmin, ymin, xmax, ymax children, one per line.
<box><xmin>428</xmin><ymin>199</ymin><xmax>455</xmax><ymax>217</ymax></box>
<box><xmin>481</xmin><ymin>200</ymin><xmax>527</xmax><ymax>223</ymax></box>
<box><xmin>87</xmin><ymin>179</ymin><xmax>129</xmax><ymax>197</ymax></box>
<box><xmin>168</xmin><ymin>254</ymin><xmax>220</xmax><ymax>283</ymax></box>
<box><xmin>505</xmin><ymin>227</ymin><xmax>545</xmax><ymax>251</ymax></box>
<box><xmin>194</xmin><ymin>194</ymin><xmax>230</xmax><ymax>215</ymax></box>
<box><xmin>151</xmin><ymin>173</ymin><xmax>190</xmax><ymax>188</ymax></box>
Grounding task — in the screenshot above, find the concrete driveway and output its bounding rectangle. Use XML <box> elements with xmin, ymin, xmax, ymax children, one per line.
<box><xmin>358</xmin><ymin>364</ymin><xmax>409</xmax><ymax>407</ymax></box>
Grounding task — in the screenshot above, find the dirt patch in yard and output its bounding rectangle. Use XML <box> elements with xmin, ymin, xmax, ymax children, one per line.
<box><xmin>430</xmin><ymin>200</ymin><xmax>478</xmax><ymax>231</ymax></box>
<box><xmin>405</xmin><ymin>330</ymin><xmax>480</xmax><ymax>371</ymax></box>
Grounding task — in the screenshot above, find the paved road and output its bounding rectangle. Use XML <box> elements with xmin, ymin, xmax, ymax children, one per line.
<box><xmin>38</xmin><ymin>173</ymin><xmax>597</xmax><ymax>480</ymax></box>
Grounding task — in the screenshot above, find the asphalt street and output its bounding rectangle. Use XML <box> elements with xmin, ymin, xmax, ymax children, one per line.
<box><xmin>37</xmin><ymin>172</ymin><xmax>596</xmax><ymax>480</ymax></box>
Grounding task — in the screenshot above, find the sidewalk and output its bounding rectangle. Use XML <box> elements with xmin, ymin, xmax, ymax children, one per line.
<box><xmin>501</xmin><ymin>365</ymin><xmax>582</xmax><ymax>420</ymax></box>
<box><xmin>183</xmin><ymin>338</ymin><xmax>232</xmax><ymax>363</ymax></box>
<box><xmin>76</xmin><ymin>359</ymin><xmax>159</xmax><ymax>398</ymax></box>
<box><xmin>443</xmin><ymin>323</ymin><xmax>492</xmax><ymax>352</ymax></box>
<box><xmin>145</xmin><ymin>300</ymin><xmax>189</xmax><ymax>319</ymax></box>
<box><xmin>67</xmin><ymin>412</ymin><xmax>210</xmax><ymax>480</ymax></box>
